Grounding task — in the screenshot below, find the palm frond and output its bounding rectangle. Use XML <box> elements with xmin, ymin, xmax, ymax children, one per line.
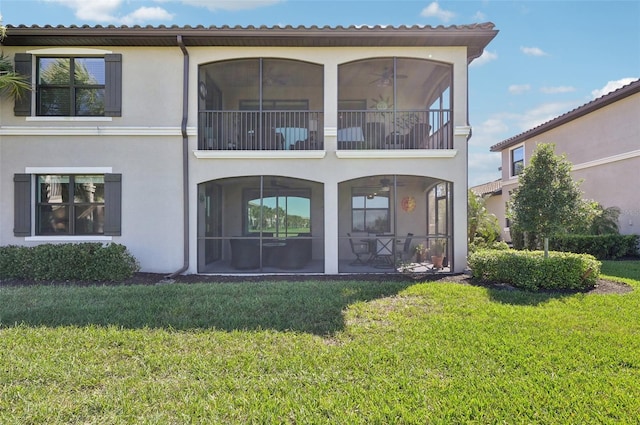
<box><xmin>0</xmin><ymin>72</ymin><xmax>31</xmax><ymax>99</ymax></box>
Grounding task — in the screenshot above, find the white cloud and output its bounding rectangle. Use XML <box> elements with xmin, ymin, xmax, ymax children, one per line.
<box><xmin>516</xmin><ymin>100</ymin><xmax>581</xmax><ymax>131</ymax></box>
<box><xmin>178</xmin><ymin>0</ymin><xmax>284</xmax><ymax>12</ymax></box>
<box><xmin>469</xmin><ymin>50</ymin><xmax>497</xmax><ymax>68</ymax></box>
<box><xmin>420</xmin><ymin>2</ymin><xmax>456</xmax><ymax>23</ymax></box>
<box><xmin>468</xmin><ymin>117</ymin><xmax>510</xmax><ymax>149</ymax></box>
<box><xmin>120</xmin><ymin>7</ymin><xmax>174</xmax><ymax>25</ymax></box>
<box><xmin>508</xmin><ymin>84</ymin><xmax>531</xmax><ymax>95</ymax></box>
<box><xmin>468</xmin><ymin>152</ymin><xmax>502</xmax><ymax>186</ymax></box>
<box><xmin>520</xmin><ymin>46</ymin><xmax>548</xmax><ymax>57</ymax></box>
<box><xmin>46</xmin><ymin>0</ymin><xmax>121</xmax><ymax>22</ymax></box>
<box><xmin>540</xmin><ymin>86</ymin><xmax>576</xmax><ymax>94</ymax></box>
<box><xmin>472</xmin><ymin>11</ymin><xmax>486</xmax><ymax>21</ymax></box>
<box><xmin>591</xmin><ymin>78</ymin><xmax>638</xmax><ymax>99</ymax></box>
<box><xmin>46</xmin><ymin>0</ymin><xmax>173</xmax><ymax>24</ymax></box>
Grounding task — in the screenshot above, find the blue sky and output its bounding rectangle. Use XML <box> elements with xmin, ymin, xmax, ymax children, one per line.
<box><xmin>1</xmin><ymin>0</ymin><xmax>638</xmax><ymax>185</ymax></box>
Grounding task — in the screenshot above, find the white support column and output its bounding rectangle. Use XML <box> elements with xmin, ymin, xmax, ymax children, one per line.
<box><xmin>324</xmin><ymin>181</ymin><xmax>339</xmax><ymax>274</ymax></box>
<box><xmin>323</xmin><ymin>60</ymin><xmax>338</xmax><ymax>153</ymax></box>
<box><xmin>453</xmin><ymin>125</ymin><xmax>472</xmax><ymax>273</ymax></box>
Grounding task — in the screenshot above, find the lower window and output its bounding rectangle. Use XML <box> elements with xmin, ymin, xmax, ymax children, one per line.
<box><xmin>36</xmin><ymin>174</ymin><xmax>105</xmax><ymax>235</ymax></box>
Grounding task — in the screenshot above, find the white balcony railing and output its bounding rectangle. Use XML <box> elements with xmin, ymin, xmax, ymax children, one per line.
<box><xmin>198</xmin><ymin>109</ymin><xmax>451</xmax><ymax>151</ymax></box>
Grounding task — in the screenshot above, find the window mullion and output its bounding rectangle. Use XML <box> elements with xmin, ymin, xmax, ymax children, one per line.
<box><xmin>69</xmin><ymin>58</ymin><xmax>77</xmax><ymax>117</ymax></box>
<box><xmin>69</xmin><ymin>175</ymin><xmax>76</xmax><ymax>235</ymax></box>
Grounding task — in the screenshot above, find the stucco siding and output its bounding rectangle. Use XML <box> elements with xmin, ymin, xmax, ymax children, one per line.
<box><xmin>0</xmin><ymin>135</ymin><xmax>184</xmax><ymax>273</ymax></box>
<box><xmin>494</xmin><ymin>86</ymin><xmax>639</xmax><ymax>240</ymax></box>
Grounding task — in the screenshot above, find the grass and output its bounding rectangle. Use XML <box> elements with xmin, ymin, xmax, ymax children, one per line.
<box><xmin>1</xmin><ymin>262</ymin><xmax>639</xmax><ymax>424</ymax></box>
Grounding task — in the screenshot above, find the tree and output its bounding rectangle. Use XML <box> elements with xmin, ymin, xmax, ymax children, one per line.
<box><xmin>468</xmin><ymin>189</ymin><xmax>501</xmax><ymax>251</ymax></box>
<box><xmin>0</xmin><ymin>53</ymin><xmax>30</xmax><ymax>100</ymax></box>
<box><xmin>508</xmin><ymin>143</ymin><xmax>583</xmax><ymax>257</ymax></box>
<box><xmin>0</xmin><ymin>20</ymin><xmax>31</xmax><ymax>100</ymax></box>
<box><xmin>590</xmin><ymin>204</ymin><xmax>621</xmax><ymax>235</ymax></box>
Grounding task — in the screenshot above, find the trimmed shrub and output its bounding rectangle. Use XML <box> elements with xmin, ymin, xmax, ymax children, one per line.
<box><xmin>550</xmin><ymin>234</ymin><xmax>639</xmax><ymax>260</ymax></box>
<box><xmin>0</xmin><ymin>243</ymin><xmax>139</xmax><ymax>282</ymax></box>
<box><xmin>468</xmin><ymin>249</ymin><xmax>601</xmax><ymax>291</ymax></box>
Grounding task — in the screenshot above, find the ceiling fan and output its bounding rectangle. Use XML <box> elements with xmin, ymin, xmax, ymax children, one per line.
<box><xmin>369</xmin><ymin>67</ymin><xmax>408</xmax><ymax>86</ymax></box>
<box><xmin>375</xmin><ymin>178</ymin><xmax>406</xmax><ymax>193</ymax></box>
<box><xmin>270</xmin><ymin>178</ymin><xmax>291</xmax><ymax>189</ymax></box>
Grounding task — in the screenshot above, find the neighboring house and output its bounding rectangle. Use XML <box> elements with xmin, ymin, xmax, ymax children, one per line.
<box><xmin>0</xmin><ymin>24</ymin><xmax>498</xmax><ymax>275</ymax></box>
<box><xmin>469</xmin><ymin>179</ymin><xmax>504</xmax><ymax>237</ymax></box>
<box><xmin>489</xmin><ymin>79</ymin><xmax>640</xmax><ymax>242</ymax></box>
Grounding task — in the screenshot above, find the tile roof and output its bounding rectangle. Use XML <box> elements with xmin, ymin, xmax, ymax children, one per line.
<box><xmin>470</xmin><ymin>179</ymin><xmax>502</xmax><ymax>197</ymax></box>
<box><xmin>2</xmin><ymin>23</ymin><xmax>498</xmax><ymax>62</ymax></box>
<box><xmin>490</xmin><ymin>79</ymin><xmax>640</xmax><ymax>152</ymax></box>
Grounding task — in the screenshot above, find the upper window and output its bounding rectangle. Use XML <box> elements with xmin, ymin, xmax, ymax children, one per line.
<box><xmin>511</xmin><ymin>146</ymin><xmax>524</xmax><ymax>176</ymax></box>
<box><xmin>13</xmin><ymin>53</ymin><xmax>122</xmax><ymax>117</ymax></box>
<box><xmin>352</xmin><ymin>191</ymin><xmax>390</xmax><ymax>233</ymax></box>
<box><xmin>37</xmin><ymin>57</ymin><xmax>105</xmax><ymax>116</ymax></box>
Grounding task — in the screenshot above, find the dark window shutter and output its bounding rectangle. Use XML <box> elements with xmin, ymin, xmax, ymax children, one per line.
<box><xmin>104</xmin><ymin>54</ymin><xmax>122</xmax><ymax>117</ymax></box>
<box><xmin>104</xmin><ymin>173</ymin><xmax>122</xmax><ymax>236</ymax></box>
<box><xmin>14</xmin><ymin>174</ymin><xmax>32</xmax><ymax>236</ymax></box>
<box><xmin>13</xmin><ymin>53</ymin><xmax>32</xmax><ymax>116</ymax></box>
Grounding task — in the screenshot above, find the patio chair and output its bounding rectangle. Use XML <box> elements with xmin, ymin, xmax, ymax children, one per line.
<box><xmin>347</xmin><ymin>232</ymin><xmax>371</xmax><ymax>265</ymax></box>
<box><xmin>372</xmin><ymin>234</ymin><xmax>394</xmax><ymax>268</ymax></box>
<box><xmin>399</xmin><ymin>233</ymin><xmax>414</xmax><ymax>262</ymax></box>
<box><xmin>405</xmin><ymin>123</ymin><xmax>431</xmax><ymax>149</ymax></box>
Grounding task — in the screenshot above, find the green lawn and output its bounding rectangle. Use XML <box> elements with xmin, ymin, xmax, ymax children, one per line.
<box><xmin>1</xmin><ymin>262</ymin><xmax>638</xmax><ymax>424</ymax></box>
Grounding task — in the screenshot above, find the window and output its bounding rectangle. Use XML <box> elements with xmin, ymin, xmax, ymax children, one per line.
<box><xmin>13</xmin><ymin>173</ymin><xmax>121</xmax><ymax>237</ymax></box>
<box><xmin>245</xmin><ymin>189</ymin><xmax>311</xmax><ymax>237</ymax></box>
<box><xmin>511</xmin><ymin>146</ymin><xmax>524</xmax><ymax>176</ymax></box>
<box><xmin>352</xmin><ymin>191</ymin><xmax>390</xmax><ymax>233</ymax></box>
<box><xmin>37</xmin><ymin>58</ymin><xmax>105</xmax><ymax>116</ymax></box>
<box><xmin>13</xmin><ymin>53</ymin><xmax>122</xmax><ymax>117</ymax></box>
<box><xmin>36</xmin><ymin>175</ymin><xmax>105</xmax><ymax>235</ymax></box>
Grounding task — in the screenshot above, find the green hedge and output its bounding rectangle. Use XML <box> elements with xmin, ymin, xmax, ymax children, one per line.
<box><xmin>0</xmin><ymin>243</ymin><xmax>140</xmax><ymax>282</ymax></box>
<box><xmin>550</xmin><ymin>234</ymin><xmax>639</xmax><ymax>260</ymax></box>
<box><xmin>468</xmin><ymin>249</ymin><xmax>601</xmax><ymax>291</ymax></box>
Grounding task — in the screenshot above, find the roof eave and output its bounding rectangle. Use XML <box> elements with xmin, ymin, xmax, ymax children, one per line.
<box><xmin>2</xmin><ymin>23</ymin><xmax>498</xmax><ymax>61</ymax></box>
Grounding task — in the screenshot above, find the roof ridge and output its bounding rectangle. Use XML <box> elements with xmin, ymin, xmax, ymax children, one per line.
<box><xmin>5</xmin><ymin>22</ymin><xmax>496</xmax><ymax>31</ymax></box>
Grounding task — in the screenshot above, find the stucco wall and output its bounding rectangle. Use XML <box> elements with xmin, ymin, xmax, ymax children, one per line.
<box><xmin>0</xmin><ymin>135</ymin><xmax>184</xmax><ymax>273</ymax></box>
<box><xmin>1</xmin><ymin>44</ymin><xmax>473</xmax><ymax>274</ymax></box>
<box><xmin>496</xmin><ymin>90</ymin><xmax>640</xmax><ymax>238</ymax></box>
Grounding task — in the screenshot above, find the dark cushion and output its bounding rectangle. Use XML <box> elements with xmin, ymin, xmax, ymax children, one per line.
<box><xmin>229</xmin><ymin>239</ymin><xmax>260</xmax><ymax>270</ymax></box>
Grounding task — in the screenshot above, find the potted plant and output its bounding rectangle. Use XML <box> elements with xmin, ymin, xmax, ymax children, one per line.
<box><xmin>414</xmin><ymin>243</ymin><xmax>427</xmax><ymax>263</ymax></box>
<box><xmin>430</xmin><ymin>239</ymin><xmax>446</xmax><ymax>269</ymax></box>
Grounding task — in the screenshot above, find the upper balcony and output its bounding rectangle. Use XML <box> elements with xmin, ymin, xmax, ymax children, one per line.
<box><xmin>198</xmin><ymin>57</ymin><xmax>453</xmax><ymax>152</ymax></box>
<box><xmin>198</xmin><ymin>108</ymin><xmax>451</xmax><ymax>151</ymax></box>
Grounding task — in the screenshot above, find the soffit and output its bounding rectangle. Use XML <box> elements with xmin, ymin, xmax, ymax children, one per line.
<box><xmin>3</xmin><ymin>23</ymin><xmax>498</xmax><ymax>62</ymax></box>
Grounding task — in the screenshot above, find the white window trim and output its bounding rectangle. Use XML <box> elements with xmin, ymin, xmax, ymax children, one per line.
<box><xmin>24</xmin><ymin>167</ymin><xmax>114</xmax><ymax>240</ymax></box>
<box><xmin>26</xmin><ymin>167</ymin><xmax>113</xmax><ymax>174</ymax></box>
<box><xmin>26</xmin><ymin>117</ymin><xmax>113</xmax><ymax>123</ymax></box>
<box><xmin>25</xmin><ymin>49</ymin><xmax>114</xmax><ymax>119</ymax></box>
<box><xmin>26</xmin><ymin>48</ymin><xmax>113</xmax><ymax>55</ymax></box>
<box><xmin>509</xmin><ymin>144</ymin><xmax>525</xmax><ymax>178</ymax></box>
<box><xmin>26</xmin><ymin>235</ymin><xmax>113</xmax><ymax>242</ymax></box>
